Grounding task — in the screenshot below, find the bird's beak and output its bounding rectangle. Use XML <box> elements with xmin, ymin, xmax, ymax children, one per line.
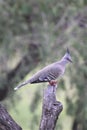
<box><xmin>69</xmin><ymin>58</ymin><xmax>73</xmax><ymax>63</ymax></box>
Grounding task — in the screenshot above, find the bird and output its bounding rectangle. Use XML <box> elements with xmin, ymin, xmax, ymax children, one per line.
<box><xmin>14</xmin><ymin>48</ymin><xmax>72</xmax><ymax>90</ymax></box>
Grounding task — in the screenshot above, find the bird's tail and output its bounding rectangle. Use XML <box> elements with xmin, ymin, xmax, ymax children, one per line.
<box><xmin>14</xmin><ymin>80</ymin><xmax>30</xmax><ymax>90</ymax></box>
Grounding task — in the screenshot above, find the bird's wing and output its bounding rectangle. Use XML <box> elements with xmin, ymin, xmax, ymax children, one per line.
<box><xmin>14</xmin><ymin>63</ymin><xmax>63</xmax><ymax>90</ymax></box>
<box><xmin>29</xmin><ymin>63</ymin><xmax>63</xmax><ymax>83</ymax></box>
<box><xmin>14</xmin><ymin>64</ymin><xmax>54</xmax><ymax>90</ymax></box>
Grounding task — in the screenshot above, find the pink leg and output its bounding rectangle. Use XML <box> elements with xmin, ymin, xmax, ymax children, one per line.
<box><xmin>49</xmin><ymin>80</ymin><xmax>57</xmax><ymax>86</ymax></box>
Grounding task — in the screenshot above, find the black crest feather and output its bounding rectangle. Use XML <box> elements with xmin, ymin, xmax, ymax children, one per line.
<box><xmin>67</xmin><ymin>48</ymin><xmax>70</xmax><ymax>54</ymax></box>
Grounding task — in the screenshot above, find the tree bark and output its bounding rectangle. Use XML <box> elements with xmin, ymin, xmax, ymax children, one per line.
<box><xmin>0</xmin><ymin>104</ymin><xmax>22</xmax><ymax>130</ymax></box>
<box><xmin>0</xmin><ymin>84</ymin><xmax>63</xmax><ymax>130</ymax></box>
<box><xmin>39</xmin><ymin>84</ymin><xmax>63</xmax><ymax>130</ymax></box>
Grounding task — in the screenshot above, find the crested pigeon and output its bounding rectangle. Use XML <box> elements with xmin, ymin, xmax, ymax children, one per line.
<box><xmin>14</xmin><ymin>49</ymin><xmax>72</xmax><ymax>90</ymax></box>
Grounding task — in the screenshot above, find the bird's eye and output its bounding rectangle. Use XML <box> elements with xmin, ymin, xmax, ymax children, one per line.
<box><xmin>66</xmin><ymin>57</ymin><xmax>69</xmax><ymax>61</ymax></box>
<box><xmin>66</xmin><ymin>57</ymin><xmax>72</xmax><ymax>62</ymax></box>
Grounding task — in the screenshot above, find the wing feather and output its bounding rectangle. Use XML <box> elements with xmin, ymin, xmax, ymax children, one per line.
<box><xmin>29</xmin><ymin>63</ymin><xmax>62</xmax><ymax>83</ymax></box>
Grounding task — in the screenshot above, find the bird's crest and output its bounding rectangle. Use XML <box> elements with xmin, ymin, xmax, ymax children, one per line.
<box><xmin>62</xmin><ymin>48</ymin><xmax>72</xmax><ymax>63</ymax></box>
<box><xmin>66</xmin><ymin>48</ymin><xmax>70</xmax><ymax>54</ymax></box>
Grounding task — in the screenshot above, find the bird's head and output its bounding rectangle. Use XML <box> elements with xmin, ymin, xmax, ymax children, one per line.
<box><xmin>62</xmin><ymin>48</ymin><xmax>72</xmax><ymax>63</ymax></box>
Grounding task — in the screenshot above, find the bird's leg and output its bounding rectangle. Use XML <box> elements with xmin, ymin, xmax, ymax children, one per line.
<box><xmin>49</xmin><ymin>80</ymin><xmax>57</xmax><ymax>86</ymax></box>
<box><xmin>49</xmin><ymin>80</ymin><xmax>57</xmax><ymax>92</ymax></box>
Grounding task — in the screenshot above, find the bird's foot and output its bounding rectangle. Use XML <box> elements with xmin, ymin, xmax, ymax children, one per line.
<box><xmin>49</xmin><ymin>80</ymin><xmax>57</xmax><ymax>86</ymax></box>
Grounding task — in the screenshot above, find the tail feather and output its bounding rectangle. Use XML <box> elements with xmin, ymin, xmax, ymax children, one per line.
<box><xmin>14</xmin><ymin>80</ymin><xmax>30</xmax><ymax>90</ymax></box>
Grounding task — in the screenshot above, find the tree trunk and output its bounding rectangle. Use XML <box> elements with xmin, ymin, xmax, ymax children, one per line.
<box><xmin>39</xmin><ymin>84</ymin><xmax>63</xmax><ymax>130</ymax></box>
<box><xmin>0</xmin><ymin>104</ymin><xmax>22</xmax><ymax>130</ymax></box>
<box><xmin>0</xmin><ymin>84</ymin><xmax>63</xmax><ymax>130</ymax></box>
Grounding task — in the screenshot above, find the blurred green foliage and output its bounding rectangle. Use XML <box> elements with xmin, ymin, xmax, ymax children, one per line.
<box><xmin>0</xmin><ymin>0</ymin><xmax>87</xmax><ymax>130</ymax></box>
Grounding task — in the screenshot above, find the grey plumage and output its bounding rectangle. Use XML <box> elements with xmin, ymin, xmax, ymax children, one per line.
<box><xmin>14</xmin><ymin>49</ymin><xmax>72</xmax><ymax>90</ymax></box>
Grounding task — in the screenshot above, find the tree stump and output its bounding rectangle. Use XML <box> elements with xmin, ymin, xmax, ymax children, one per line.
<box><xmin>0</xmin><ymin>84</ymin><xmax>63</xmax><ymax>130</ymax></box>
<box><xmin>0</xmin><ymin>104</ymin><xmax>22</xmax><ymax>130</ymax></box>
<box><xmin>39</xmin><ymin>84</ymin><xmax>63</xmax><ymax>130</ymax></box>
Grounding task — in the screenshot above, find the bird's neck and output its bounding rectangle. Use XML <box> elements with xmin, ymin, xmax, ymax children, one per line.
<box><xmin>59</xmin><ymin>58</ymin><xmax>68</xmax><ymax>66</ymax></box>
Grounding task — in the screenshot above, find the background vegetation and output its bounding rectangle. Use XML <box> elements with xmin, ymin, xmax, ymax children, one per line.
<box><xmin>0</xmin><ymin>0</ymin><xmax>87</xmax><ymax>130</ymax></box>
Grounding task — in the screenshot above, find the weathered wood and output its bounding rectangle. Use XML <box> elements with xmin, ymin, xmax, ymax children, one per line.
<box><xmin>0</xmin><ymin>84</ymin><xmax>63</xmax><ymax>130</ymax></box>
<box><xmin>39</xmin><ymin>84</ymin><xmax>63</xmax><ymax>130</ymax></box>
<box><xmin>0</xmin><ymin>104</ymin><xmax>22</xmax><ymax>130</ymax></box>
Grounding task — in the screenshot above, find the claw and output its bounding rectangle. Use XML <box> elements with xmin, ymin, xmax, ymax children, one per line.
<box><xmin>49</xmin><ymin>80</ymin><xmax>57</xmax><ymax>86</ymax></box>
